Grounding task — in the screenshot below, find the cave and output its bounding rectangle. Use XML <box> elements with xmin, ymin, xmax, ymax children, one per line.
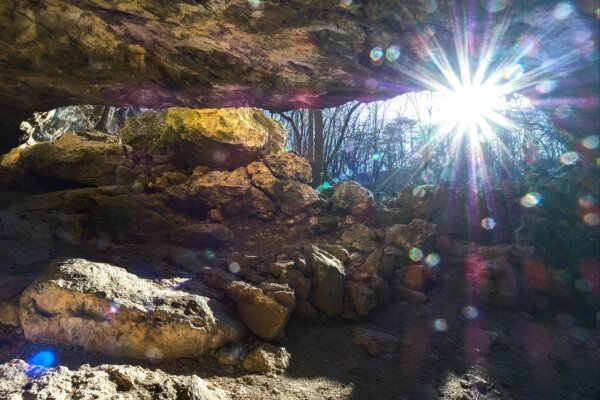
<box><xmin>0</xmin><ymin>1</ymin><xmax>598</xmax><ymax>399</ymax></box>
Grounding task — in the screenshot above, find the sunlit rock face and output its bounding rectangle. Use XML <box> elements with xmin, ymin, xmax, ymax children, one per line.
<box><xmin>20</xmin><ymin>258</ymin><xmax>244</xmax><ymax>359</ymax></box>
<box><xmin>0</xmin><ymin>0</ymin><xmax>597</xmax><ymax>152</ymax></box>
<box><xmin>0</xmin><ymin>360</ymin><xmax>230</xmax><ymax>399</ymax></box>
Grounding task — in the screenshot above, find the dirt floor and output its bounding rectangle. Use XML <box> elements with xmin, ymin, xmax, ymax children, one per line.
<box><xmin>2</xmin><ymin>251</ymin><xmax>598</xmax><ymax>400</ymax></box>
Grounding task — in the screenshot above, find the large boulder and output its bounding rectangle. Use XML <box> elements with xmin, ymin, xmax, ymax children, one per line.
<box><xmin>187</xmin><ymin>167</ymin><xmax>274</xmax><ymax>217</ymax></box>
<box><xmin>0</xmin><ymin>360</ymin><xmax>229</xmax><ymax>400</ymax></box>
<box><xmin>341</xmin><ymin>223</ymin><xmax>378</xmax><ymax>253</ymax></box>
<box><xmin>121</xmin><ymin>108</ymin><xmax>285</xmax><ymax>169</ymax></box>
<box><xmin>384</xmin><ymin>219</ymin><xmax>438</xmax><ymax>251</ymax></box>
<box><xmin>247</xmin><ymin>160</ymin><xmax>284</xmax><ymax>199</ymax></box>
<box><xmin>332</xmin><ymin>181</ymin><xmax>375</xmax><ymax>216</ymax></box>
<box><xmin>224</xmin><ymin>281</ymin><xmax>295</xmax><ymax>341</ymax></box>
<box><xmin>278</xmin><ymin>181</ymin><xmax>318</xmax><ymax>216</ymax></box>
<box><xmin>264</xmin><ymin>152</ymin><xmax>312</xmax><ymax>184</ymax></box>
<box><xmin>9</xmin><ymin>131</ymin><xmax>130</xmax><ymax>186</ymax></box>
<box><xmin>20</xmin><ymin>258</ymin><xmax>243</xmax><ymax>359</ymax></box>
<box><xmin>305</xmin><ymin>245</ymin><xmax>346</xmax><ymax>317</ymax></box>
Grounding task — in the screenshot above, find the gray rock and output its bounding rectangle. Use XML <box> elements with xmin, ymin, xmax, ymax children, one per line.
<box><xmin>332</xmin><ymin>181</ymin><xmax>375</xmax><ymax>216</ymax></box>
<box><xmin>341</xmin><ymin>223</ymin><xmax>377</xmax><ymax>253</ymax></box>
<box><xmin>305</xmin><ymin>245</ymin><xmax>346</xmax><ymax>317</ymax></box>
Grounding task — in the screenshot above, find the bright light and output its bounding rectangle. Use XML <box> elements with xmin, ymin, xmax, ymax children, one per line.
<box><xmin>443</xmin><ymin>82</ymin><xmax>506</xmax><ymax>132</ymax></box>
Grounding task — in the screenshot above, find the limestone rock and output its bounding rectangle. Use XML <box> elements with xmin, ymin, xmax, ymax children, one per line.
<box><xmin>20</xmin><ymin>258</ymin><xmax>243</xmax><ymax>359</ymax></box>
<box><xmin>122</xmin><ymin>108</ymin><xmax>285</xmax><ymax>169</ymax></box>
<box><xmin>305</xmin><ymin>245</ymin><xmax>346</xmax><ymax>317</ymax></box>
<box><xmin>279</xmin><ymin>269</ymin><xmax>311</xmax><ymax>300</ymax></box>
<box><xmin>170</xmin><ymin>223</ymin><xmax>232</xmax><ymax>248</ymax></box>
<box><xmin>385</xmin><ymin>219</ymin><xmax>438</xmax><ymax>251</ymax></box>
<box><xmin>247</xmin><ymin>160</ymin><xmax>284</xmax><ymax>199</ymax></box>
<box><xmin>341</xmin><ymin>223</ymin><xmax>377</xmax><ymax>253</ymax></box>
<box><xmin>241</xmin><ymin>343</ymin><xmax>291</xmax><ymax>374</ymax></box>
<box><xmin>264</xmin><ymin>152</ymin><xmax>312</xmax><ymax>184</ymax></box>
<box><xmin>318</xmin><ymin>244</ymin><xmax>350</xmax><ymax>262</ymax></box>
<box><xmin>332</xmin><ymin>181</ymin><xmax>375</xmax><ymax>216</ymax></box>
<box><xmin>270</xmin><ymin>260</ymin><xmax>294</xmax><ymax>278</ymax></box>
<box><xmin>188</xmin><ymin>167</ymin><xmax>273</xmax><ymax>216</ymax></box>
<box><xmin>0</xmin><ymin>360</ymin><xmax>229</xmax><ymax>400</ymax></box>
<box><xmin>13</xmin><ymin>131</ymin><xmax>130</xmax><ymax>186</ymax></box>
<box><xmin>279</xmin><ymin>181</ymin><xmax>318</xmax><ymax>216</ymax></box>
<box><xmin>347</xmin><ymin>282</ymin><xmax>377</xmax><ymax>317</ymax></box>
<box><xmin>224</xmin><ymin>281</ymin><xmax>295</xmax><ymax>341</ymax></box>
<box><xmin>353</xmin><ymin>328</ymin><xmax>401</xmax><ymax>356</ymax></box>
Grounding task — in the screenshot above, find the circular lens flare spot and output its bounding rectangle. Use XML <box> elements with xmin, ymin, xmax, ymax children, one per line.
<box><xmin>228</xmin><ymin>262</ymin><xmax>241</xmax><ymax>274</ymax></box>
<box><xmin>535</xmin><ymin>80</ymin><xmax>557</xmax><ymax>94</ymax></box>
<box><xmin>386</xmin><ymin>45</ymin><xmax>401</xmax><ymax>62</ymax></box>
<box><xmin>554</xmin><ymin>2</ymin><xmax>574</xmax><ymax>20</ymax></box>
<box><xmin>462</xmin><ymin>306</ymin><xmax>479</xmax><ymax>320</ymax></box>
<box><xmin>481</xmin><ymin>217</ymin><xmax>497</xmax><ymax>230</ymax></box>
<box><xmin>370</xmin><ymin>47</ymin><xmax>384</xmax><ymax>63</ymax></box>
<box><xmin>583</xmin><ymin>213</ymin><xmax>600</xmax><ymax>226</ymax></box>
<box><xmin>28</xmin><ymin>350</ymin><xmax>57</xmax><ymax>369</ymax></box>
<box><xmin>555</xmin><ymin>104</ymin><xmax>572</xmax><ymax>119</ymax></box>
<box><xmin>204</xmin><ymin>249</ymin><xmax>216</xmax><ymax>261</ymax></box>
<box><xmin>424</xmin><ymin>253</ymin><xmax>441</xmax><ymax>267</ymax></box>
<box><xmin>412</xmin><ymin>186</ymin><xmax>427</xmax><ymax>198</ymax></box>
<box><xmin>582</xmin><ymin>135</ymin><xmax>599</xmax><ymax>149</ymax></box>
<box><xmin>578</xmin><ymin>195</ymin><xmax>597</xmax><ymax>208</ymax></box>
<box><xmin>560</xmin><ymin>151</ymin><xmax>579</xmax><ymax>165</ymax></box>
<box><xmin>409</xmin><ymin>247</ymin><xmax>424</xmax><ymax>262</ymax></box>
<box><xmin>432</xmin><ymin>319</ymin><xmax>448</xmax><ymax>332</ymax></box>
<box><xmin>520</xmin><ymin>192</ymin><xmax>542</xmax><ymax>208</ymax></box>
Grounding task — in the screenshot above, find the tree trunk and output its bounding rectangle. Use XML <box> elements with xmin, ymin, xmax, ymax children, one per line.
<box><xmin>311</xmin><ymin>109</ymin><xmax>325</xmax><ymax>186</ymax></box>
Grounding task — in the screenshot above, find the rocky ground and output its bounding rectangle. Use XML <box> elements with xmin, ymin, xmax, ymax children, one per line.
<box><xmin>0</xmin><ymin>107</ymin><xmax>598</xmax><ymax>399</ymax></box>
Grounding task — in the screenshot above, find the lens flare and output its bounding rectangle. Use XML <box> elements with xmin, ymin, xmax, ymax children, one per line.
<box><xmin>582</xmin><ymin>135</ymin><xmax>599</xmax><ymax>149</ymax></box>
<box><xmin>409</xmin><ymin>247</ymin><xmax>424</xmax><ymax>261</ymax></box>
<box><xmin>424</xmin><ymin>253</ymin><xmax>441</xmax><ymax>267</ymax></box>
<box><xmin>560</xmin><ymin>151</ymin><xmax>579</xmax><ymax>165</ymax></box>
<box><xmin>462</xmin><ymin>306</ymin><xmax>479</xmax><ymax>320</ymax></box>
<box><xmin>554</xmin><ymin>2</ymin><xmax>574</xmax><ymax>20</ymax></box>
<box><xmin>433</xmin><ymin>319</ymin><xmax>448</xmax><ymax>332</ymax></box>
<box><xmin>370</xmin><ymin>47</ymin><xmax>384</xmax><ymax>63</ymax></box>
<box><xmin>386</xmin><ymin>45</ymin><xmax>401</xmax><ymax>62</ymax></box>
<box><xmin>28</xmin><ymin>350</ymin><xmax>57</xmax><ymax>369</ymax></box>
<box><xmin>520</xmin><ymin>192</ymin><xmax>542</xmax><ymax>208</ymax></box>
<box><xmin>412</xmin><ymin>186</ymin><xmax>427</xmax><ymax>198</ymax></box>
<box><xmin>481</xmin><ymin>217</ymin><xmax>497</xmax><ymax>230</ymax></box>
<box><xmin>229</xmin><ymin>262</ymin><xmax>241</xmax><ymax>274</ymax></box>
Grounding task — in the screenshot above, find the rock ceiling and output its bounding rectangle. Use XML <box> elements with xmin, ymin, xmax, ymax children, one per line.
<box><xmin>0</xmin><ymin>0</ymin><xmax>598</xmax><ymax>150</ymax></box>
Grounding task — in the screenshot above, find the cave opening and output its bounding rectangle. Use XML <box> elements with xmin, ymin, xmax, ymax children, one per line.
<box><xmin>0</xmin><ymin>0</ymin><xmax>598</xmax><ymax>399</ymax></box>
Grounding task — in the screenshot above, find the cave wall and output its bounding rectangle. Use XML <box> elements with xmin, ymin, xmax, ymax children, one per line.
<box><xmin>0</xmin><ymin>0</ymin><xmax>598</xmax><ymax>153</ymax></box>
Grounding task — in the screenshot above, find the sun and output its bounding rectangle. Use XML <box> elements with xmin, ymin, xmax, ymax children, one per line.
<box><xmin>445</xmin><ymin>83</ymin><xmax>505</xmax><ymax>127</ymax></box>
<box><xmin>440</xmin><ymin>80</ymin><xmax>508</xmax><ymax>140</ymax></box>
